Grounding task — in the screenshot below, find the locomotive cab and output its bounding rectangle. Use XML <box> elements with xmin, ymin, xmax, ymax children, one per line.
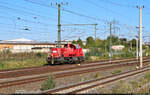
<box><xmin>46</xmin><ymin>43</ymin><xmax>85</xmax><ymax>65</ymax></box>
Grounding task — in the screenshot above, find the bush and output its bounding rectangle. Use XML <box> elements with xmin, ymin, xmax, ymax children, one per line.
<box><xmin>94</xmin><ymin>73</ymin><xmax>101</xmax><ymax>78</ymax></box>
<box><xmin>85</xmin><ymin>48</ymin><xmax>102</xmax><ymax>57</ymax></box>
<box><xmin>112</xmin><ymin>69</ymin><xmax>121</xmax><ymax>74</ymax></box>
<box><xmin>40</xmin><ymin>74</ymin><xmax>55</xmax><ymax>91</ymax></box>
<box><xmin>0</xmin><ymin>62</ymin><xmax>4</xmax><ymax>69</ymax></box>
<box><xmin>2</xmin><ymin>49</ymin><xmax>11</xmax><ymax>54</ymax></box>
<box><xmin>36</xmin><ymin>52</ymin><xmax>42</xmax><ymax>57</ymax></box>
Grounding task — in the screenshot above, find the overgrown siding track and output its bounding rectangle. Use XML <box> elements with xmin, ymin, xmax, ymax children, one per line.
<box><xmin>0</xmin><ymin>58</ymin><xmax>150</xmax><ymax>89</ymax></box>
<box><xmin>44</xmin><ymin>66</ymin><xmax>150</xmax><ymax>94</ymax></box>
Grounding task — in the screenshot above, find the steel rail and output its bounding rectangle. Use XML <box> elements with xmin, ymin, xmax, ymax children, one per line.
<box><xmin>45</xmin><ymin>66</ymin><xmax>150</xmax><ymax>94</ymax></box>
<box><xmin>0</xmin><ymin>59</ymin><xmax>150</xmax><ymax>89</ymax></box>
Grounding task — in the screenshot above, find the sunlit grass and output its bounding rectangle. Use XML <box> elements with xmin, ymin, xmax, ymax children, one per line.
<box><xmin>0</xmin><ymin>52</ymin><xmax>48</xmax><ymax>70</ymax></box>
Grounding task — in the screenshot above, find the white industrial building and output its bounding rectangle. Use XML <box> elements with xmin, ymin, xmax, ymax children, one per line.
<box><xmin>112</xmin><ymin>45</ymin><xmax>125</xmax><ymax>51</ymax></box>
<box><xmin>0</xmin><ymin>38</ymin><xmax>57</xmax><ymax>53</ymax></box>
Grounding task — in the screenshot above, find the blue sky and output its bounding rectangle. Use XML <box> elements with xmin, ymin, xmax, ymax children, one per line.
<box><xmin>0</xmin><ymin>0</ymin><xmax>149</xmax><ymax>42</ymax></box>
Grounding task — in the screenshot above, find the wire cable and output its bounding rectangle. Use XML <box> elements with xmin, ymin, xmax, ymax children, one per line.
<box><xmin>24</xmin><ymin>0</ymin><xmax>109</xmax><ymax>23</ymax></box>
<box><xmin>101</xmin><ymin>0</ymin><xmax>135</xmax><ymax>8</ymax></box>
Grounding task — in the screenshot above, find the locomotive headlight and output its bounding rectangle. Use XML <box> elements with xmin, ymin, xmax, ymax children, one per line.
<box><xmin>52</xmin><ymin>50</ymin><xmax>57</xmax><ymax>53</ymax></box>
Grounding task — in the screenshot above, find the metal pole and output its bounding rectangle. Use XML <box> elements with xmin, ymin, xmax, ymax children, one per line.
<box><xmin>139</xmin><ymin>7</ymin><xmax>143</xmax><ymax>68</ymax></box>
<box><xmin>94</xmin><ymin>24</ymin><xmax>97</xmax><ymax>40</ymax></box>
<box><xmin>137</xmin><ymin>6</ymin><xmax>144</xmax><ymax>68</ymax></box>
<box><xmin>136</xmin><ymin>37</ymin><xmax>139</xmax><ymax>60</ymax></box>
<box><xmin>110</xmin><ymin>22</ymin><xmax>112</xmax><ymax>63</ymax></box>
<box><xmin>58</xmin><ymin>4</ymin><xmax>61</xmax><ymax>48</ymax></box>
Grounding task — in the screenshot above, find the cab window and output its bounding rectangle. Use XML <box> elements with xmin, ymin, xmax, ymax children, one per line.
<box><xmin>70</xmin><ymin>44</ymin><xmax>76</xmax><ymax>49</ymax></box>
<box><xmin>76</xmin><ymin>45</ymin><xmax>80</xmax><ymax>49</ymax></box>
<box><xmin>64</xmin><ymin>44</ymin><xmax>68</xmax><ymax>48</ymax></box>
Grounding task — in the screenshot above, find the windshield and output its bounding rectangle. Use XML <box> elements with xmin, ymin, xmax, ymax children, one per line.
<box><xmin>76</xmin><ymin>45</ymin><xmax>80</xmax><ymax>49</ymax></box>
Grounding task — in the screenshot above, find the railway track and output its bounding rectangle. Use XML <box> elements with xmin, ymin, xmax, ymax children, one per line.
<box><xmin>0</xmin><ymin>57</ymin><xmax>147</xmax><ymax>79</ymax></box>
<box><xmin>0</xmin><ymin>57</ymin><xmax>130</xmax><ymax>72</ymax></box>
<box><xmin>44</xmin><ymin>66</ymin><xmax>150</xmax><ymax>94</ymax></box>
<box><xmin>0</xmin><ymin>58</ymin><xmax>150</xmax><ymax>90</ymax></box>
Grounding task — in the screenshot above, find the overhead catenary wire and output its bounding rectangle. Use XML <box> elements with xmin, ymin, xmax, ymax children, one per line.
<box><xmin>0</xmin><ymin>27</ymin><xmax>57</xmax><ymax>35</ymax></box>
<box><xmin>62</xmin><ymin>27</ymin><xmax>97</xmax><ymax>41</ymax></box>
<box><xmin>0</xmin><ymin>0</ymin><xmax>148</xmax><ymax>42</ymax></box>
<box><xmin>0</xmin><ymin>4</ymin><xmax>58</xmax><ymax>22</ymax></box>
<box><xmin>24</xmin><ymin>0</ymin><xmax>109</xmax><ymax>23</ymax></box>
<box><xmin>0</xmin><ymin>1</ymin><xmax>73</xmax><ymax>24</ymax></box>
<box><xmin>0</xmin><ymin>10</ymin><xmax>57</xmax><ymax>35</ymax></box>
<box><xmin>24</xmin><ymin>0</ymin><xmax>124</xmax><ymax>40</ymax></box>
<box><xmin>84</xmin><ymin>0</ymin><xmax>134</xmax><ymax>22</ymax></box>
<box><xmin>0</xmin><ymin>22</ymin><xmax>57</xmax><ymax>33</ymax></box>
<box><xmin>82</xmin><ymin>0</ymin><xmax>138</xmax><ymax>31</ymax></box>
<box><xmin>143</xmin><ymin>8</ymin><xmax>150</xmax><ymax>16</ymax></box>
<box><xmin>100</xmin><ymin>0</ymin><xmax>135</xmax><ymax>8</ymax></box>
<box><xmin>24</xmin><ymin>0</ymin><xmax>99</xmax><ymax>24</ymax></box>
<box><xmin>0</xmin><ymin>15</ymin><xmax>56</xmax><ymax>27</ymax></box>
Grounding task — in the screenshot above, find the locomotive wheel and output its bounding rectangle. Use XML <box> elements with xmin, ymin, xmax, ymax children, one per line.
<box><xmin>70</xmin><ymin>58</ymin><xmax>74</xmax><ymax>64</ymax></box>
<box><xmin>76</xmin><ymin>57</ymin><xmax>80</xmax><ymax>63</ymax></box>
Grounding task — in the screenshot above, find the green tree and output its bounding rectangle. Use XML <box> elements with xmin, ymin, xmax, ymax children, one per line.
<box><xmin>95</xmin><ymin>38</ymin><xmax>103</xmax><ymax>47</ymax></box>
<box><xmin>129</xmin><ymin>39</ymin><xmax>136</xmax><ymax>47</ymax></box>
<box><xmin>107</xmin><ymin>35</ymin><xmax>119</xmax><ymax>45</ymax></box>
<box><xmin>72</xmin><ymin>40</ymin><xmax>77</xmax><ymax>44</ymax></box>
<box><xmin>101</xmin><ymin>40</ymin><xmax>109</xmax><ymax>52</ymax></box>
<box><xmin>86</xmin><ymin>36</ymin><xmax>95</xmax><ymax>48</ymax></box>
<box><xmin>77</xmin><ymin>38</ymin><xmax>84</xmax><ymax>48</ymax></box>
<box><xmin>120</xmin><ymin>38</ymin><xmax>127</xmax><ymax>45</ymax></box>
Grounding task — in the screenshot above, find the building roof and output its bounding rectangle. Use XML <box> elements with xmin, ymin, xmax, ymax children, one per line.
<box><xmin>0</xmin><ymin>38</ymin><xmax>56</xmax><ymax>45</ymax></box>
<box><xmin>5</xmin><ymin>38</ymin><xmax>35</xmax><ymax>42</ymax></box>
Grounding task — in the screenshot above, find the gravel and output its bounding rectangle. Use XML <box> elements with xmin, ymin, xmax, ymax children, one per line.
<box><xmin>0</xmin><ymin>63</ymin><xmax>138</xmax><ymax>94</ymax></box>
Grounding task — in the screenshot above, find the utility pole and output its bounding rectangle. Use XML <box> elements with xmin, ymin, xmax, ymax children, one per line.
<box><xmin>136</xmin><ymin>36</ymin><xmax>139</xmax><ymax>60</ymax></box>
<box><xmin>51</xmin><ymin>2</ymin><xmax>68</xmax><ymax>48</ymax></box>
<box><xmin>58</xmin><ymin>4</ymin><xmax>61</xmax><ymax>48</ymax></box>
<box><xmin>137</xmin><ymin>6</ymin><xmax>144</xmax><ymax>68</ymax></box>
<box><xmin>94</xmin><ymin>24</ymin><xmax>97</xmax><ymax>40</ymax></box>
<box><xmin>109</xmin><ymin>22</ymin><xmax>112</xmax><ymax>63</ymax></box>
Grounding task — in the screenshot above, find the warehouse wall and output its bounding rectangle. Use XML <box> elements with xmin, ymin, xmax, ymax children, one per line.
<box><xmin>0</xmin><ymin>44</ymin><xmax>56</xmax><ymax>53</ymax></box>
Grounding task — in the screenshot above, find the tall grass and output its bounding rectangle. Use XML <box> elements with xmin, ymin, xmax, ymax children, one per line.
<box><xmin>0</xmin><ymin>52</ymin><xmax>48</xmax><ymax>70</ymax></box>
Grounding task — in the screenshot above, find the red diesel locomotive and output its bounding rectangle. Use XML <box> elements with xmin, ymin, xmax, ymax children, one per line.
<box><xmin>47</xmin><ymin>44</ymin><xmax>85</xmax><ymax>64</ymax></box>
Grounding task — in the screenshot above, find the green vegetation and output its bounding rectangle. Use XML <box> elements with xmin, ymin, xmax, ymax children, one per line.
<box><xmin>100</xmin><ymin>73</ymin><xmax>150</xmax><ymax>93</ymax></box>
<box><xmin>94</xmin><ymin>73</ymin><xmax>101</xmax><ymax>78</ymax></box>
<box><xmin>40</xmin><ymin>74</ymin><xmax>55</xmax><ymax>91</ymax></box>
<box><xmin>129</xmin><ymin>81</ymin><xmax>139</xmax><ymax>88</ymax></box>
<box><xmin>0</xmin><ymin>52</ymin><xmax>47</xmax><ymax>70</ymax></box>
<box><xmin>111</xmin><ymin>69</ymin><xmax>121</xmax><ymax>74</ymax></box>
<box><xmin>80</xmin><ymin>74</ymin><xmax>87</xmax><ymax>82</ymax></box>
<box><xmin>0</xmin><ymin>35</ymin><xmax>150</xmax><ymax>70</ymax></box>
<box><xmin>111</xmin><ymin>80</ymin><xmax>132</xmax><ymax>93</ymax></box>
<box><xmin>73</xmin><ymin>36</ymin><xmax>150</xmax><ymax>61</ymax></box>
<box><xmin>36</xmin><ymin>52</ymin><xmax>42</xmax><ymax>57</ymax></box>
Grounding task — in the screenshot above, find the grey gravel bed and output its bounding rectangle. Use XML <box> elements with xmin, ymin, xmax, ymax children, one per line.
<box><xmin>0</xmin><ymin>64</ymin><xmax>137</xmax><ymax>94</ymax></box>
